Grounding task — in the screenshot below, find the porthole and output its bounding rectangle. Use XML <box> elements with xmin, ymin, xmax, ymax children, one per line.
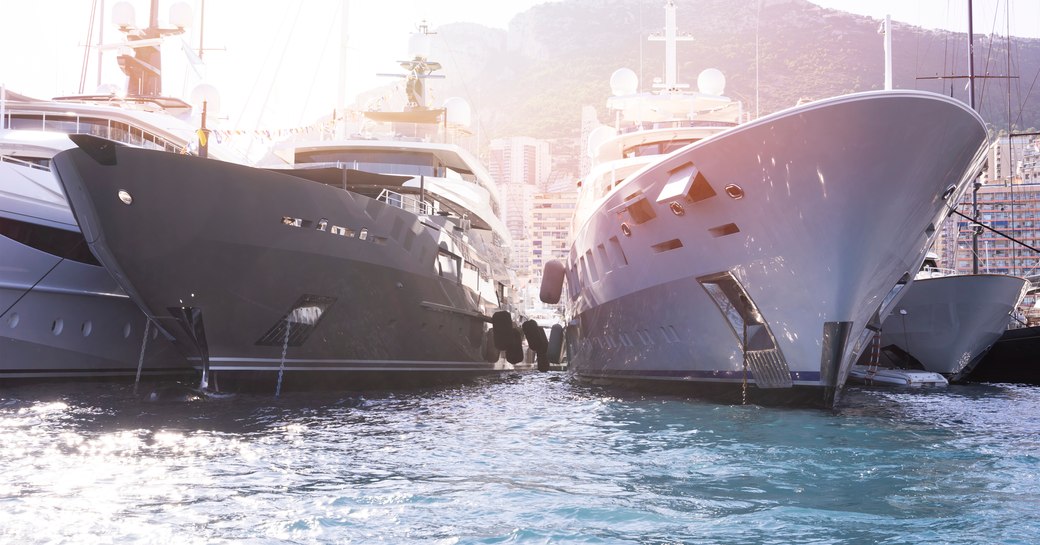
<box><xmin>621</xmin><ymin>223</ymin><xmax>632</xmax><ymax>237</ymax></box>
<box><xmin>118</xmin><ymin>190</ymin><xmax>133</xmax><ymax>205</ymax></box>
<box><xmin>669</xmin><ymin>201</ymin><xmax>685</xmax><ymax>216</ymax></box>
<box><xmin>81</xmin><ymin>320</ymin><xmax>93</xmax><ymax>337</ymax></box>
<box><xmin>123</xmin><ymin>322</ymin><xmax>132</xmax><ymax>338</ymax></box>
<box><xmin>51</xmin><ymin>318</ymin><xmax>64</xmax><ymax>335</ymax></box>
<box><xmin>724</xmin><ymin>184</ymin><xmax>745</xmax><ymax>199</ymax></box>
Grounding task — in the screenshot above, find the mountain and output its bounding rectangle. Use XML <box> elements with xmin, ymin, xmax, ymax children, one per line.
<box><xmin>421</xmin><ymin>0</ymin><xmax>1040</xmax><ymax>159</ymax></box>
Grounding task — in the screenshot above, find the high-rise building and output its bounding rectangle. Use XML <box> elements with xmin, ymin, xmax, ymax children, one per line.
<box><xmin>939</xmin><ymin>135</ymin><xmax>1040</xmax><ymax>318</ymax></box>
<box><xmin>489</xmin><ymin>136</ymin><xmax>551</xmax><ymax>187</ymax></box>
<box><xmin>488</xmin><ymin>136</ymin><xmax>555</xmax><ymax>310</ymax></box>
<box><xmin>519</xmin><ymin>188</ymin><xmax>578</xmax><ymax>315</ymax></box>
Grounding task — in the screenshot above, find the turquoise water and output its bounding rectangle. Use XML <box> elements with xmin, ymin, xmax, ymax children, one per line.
<box><xmin>1</xmin><ymin>374</ymin><xmax>1038</xmax><ymax>544</ymax></box>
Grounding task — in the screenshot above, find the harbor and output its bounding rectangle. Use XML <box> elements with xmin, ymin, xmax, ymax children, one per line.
<box><xmin>2</xmin><ymin>0</ymin><xmax>1040</xmax><ymax>542</ymax></box>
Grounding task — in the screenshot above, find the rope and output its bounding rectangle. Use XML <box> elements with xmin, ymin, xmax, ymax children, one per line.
<box><xmin>133</xmin><ymin>318</ymin><xmax>151</xmax><ymax>394</ymax></box>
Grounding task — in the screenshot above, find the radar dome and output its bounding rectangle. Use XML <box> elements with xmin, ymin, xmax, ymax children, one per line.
<box><xmin>169</xmin><ymin>2</ymin><xmax>193</xmax><ymax>29</ymax></box>
<box><xmin>697</xmin><ymin>68</ymin><xmax>726</xmax><ymax>95</ymax></box>
<box><xmin>609</xmin><ymin>68</ymin><xmax>638</xmax><ymax>96</ymax></box>
<box><xmin>444</xmin><ymin>97</ymin><xmax>471</xmax><ymax>128</ymax></box>
<box><xmin>112</xmin><ymin>2</ymin><xmax>136</xmax><ymax>28</ymax></box>
<box><xmin>587</xmin><ymin>125</ymin><xmax>616</xmax><ymax>159</ymax></box>
<box><xmin>190</xmin><ymin>83</ymin><xmax>221</xmax><ymax>115</ymax></box>
<box><xmin>408</xmin><ymin>31</ymin><xmax>431</xmax><ymax>60</ymax></box>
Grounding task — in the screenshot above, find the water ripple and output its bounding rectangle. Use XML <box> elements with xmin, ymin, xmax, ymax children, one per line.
<box><xmin>0</xmin><ymin>377</ymin><xmax>1037</xmax><ymax>544</ymax></box>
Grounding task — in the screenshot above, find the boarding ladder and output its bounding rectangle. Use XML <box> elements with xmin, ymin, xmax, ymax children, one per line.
<box><xmin>864</xmin><ymin>332</ymin><xmax>882</xmax><ymax>383</ymax></box>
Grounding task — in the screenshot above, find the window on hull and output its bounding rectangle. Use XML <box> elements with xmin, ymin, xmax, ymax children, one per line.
<box><xmin>0</xmin><ymin>217</ymin><xmax>99</xmax><ymax>266</ymax></box>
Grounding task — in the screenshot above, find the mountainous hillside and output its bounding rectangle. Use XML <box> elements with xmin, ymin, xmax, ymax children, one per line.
<box><xmin>421</xmin><ymin>0</ymin><xmax>1040</xmax><ymax>153</ymax></box>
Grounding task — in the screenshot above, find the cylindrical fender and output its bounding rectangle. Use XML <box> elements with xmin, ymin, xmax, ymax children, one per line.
<box><xmin>505</xmin><ymin>327</ymin><xmax>524</xmax><ymax>364</ymax></box>
<box><xmin>539</xmin><ymin>259</ymin><xmax>566</xmax><ymax>304</ymax></box>
<box><xmin>521</xmin><ymin>319</ymin><xmax>548</xmax><ymax>354</ymax></box>
<box><xmin>547</xmin><ymin>324</ymin><xmax>564</xmax><ymax>364</ymax></box>
<box><xmin>492</xmin><ymin>310</ymin><xmax>512</xmax><ymax>350</ymax></box>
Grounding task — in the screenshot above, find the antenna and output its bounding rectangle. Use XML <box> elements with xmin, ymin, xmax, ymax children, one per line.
<box><xmin>376</xmin><ymin>20</ymin><xmax>445</xmax><ymax>110</ymax></box>
<box><xmin>646</xmin><ymin>0</ymin><xmax>692</xmax><ymax>91</ymax></box>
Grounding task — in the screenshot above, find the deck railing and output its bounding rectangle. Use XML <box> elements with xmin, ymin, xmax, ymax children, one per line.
<box><xmin>377</xmin><ymin>188</ymin><xmax>433</xmax><ymax>215</ymax></box>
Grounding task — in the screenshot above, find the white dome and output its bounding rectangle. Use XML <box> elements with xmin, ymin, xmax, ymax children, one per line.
<box><xmin>190</xmin><ymin>83</ymin><xmax>221</xmax><ymax>115</ymax></box>
<box><xmin>587</xmin><ymin>125</ymin><xmax>615</xmax><ymax>159</ymax></box>
<box><xmin>408</xmin><ymin>32</ymin><xmax>431</xmax><ymax>60</ymax></box>
<box><xmin>444</xmin><ymin>97</ymin><xmax>471</xmax><ymax>127</ymax></box>
<box><xmin>169</xmin><ymin>2</ymin><xmax>193</xmax><ymax>29</ymax></box>
<box><xmin>697</xmin><ymin>68</ymin><xmax>726</xmax><ymax>96</ymax></box>
<box><xmin>609</xmin><ymin>68</ymin><xmax>638</xmax><ymax>96</ymax></box>
<box><xmin>112</xmin><ymin>1</ymin><xmax>136</xmax><ymax>28</ymax></box>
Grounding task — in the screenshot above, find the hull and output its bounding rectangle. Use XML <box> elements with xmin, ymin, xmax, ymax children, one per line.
<box><xmin>880</xmin><ymin>274</ymin><xmax>1027</xmax><ymax>380</ymax></box>
<box><xmin>968</xmin><ymin>325</ymin><xmax>1040</xmax><ymax>385</ymax></box>
<box><xmin>52</xmin><ymin>142</ymin><xmax>515</xmax><ymax>390</ymax></box>
<box><xmin>0</xmin><ymin>233</ymin><xmax>190</xmax><ymax>380</ymax></box>
<box><xmin>565</xmin><ymin>91</ymin><xmax>988</xmax><ymax>408</ymax></box>
<box><xmin>0</xmin><ymin>152</ymin><xmax>189</xmax><ymax>381</ymax></box>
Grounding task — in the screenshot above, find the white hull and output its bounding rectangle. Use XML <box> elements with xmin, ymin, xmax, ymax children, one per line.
<box><xmin>565</xmin><ymin>91</ymin><xmax>988</xmax><ymax>407</ymax></box>
<box><xmin>880</xmin><ymin>274</ymin><xmax>1028</xmax><ymax>380</ymax></box>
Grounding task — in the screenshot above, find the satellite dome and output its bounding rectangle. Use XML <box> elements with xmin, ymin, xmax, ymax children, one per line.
<box><xmin>112</xmin><ymin>1</ymin><xmax>136</xmax><ymax>28</ymax></box>
<box><xmin>169</xmin><ymin>2</ymin><xmax>193</xmax><ymax>29</ymax></box>
<box><xmin>190</xmin><ymin>83</ymin><xmax>221</xmax><ymax>115</ymax></box>
<box><xmin>444</xmin><ymin>97</ymin><xmax>471</xmax><ymax>127</ymax></box>
<box><xmin>697</xmin><ymin>68</ymin><xmax>726</xmax><ymax>95</ymax></box>
<box><xmin>408</xmin><ymin>31</ymin><xmax>431</xmax><ymax>60</ymax></box>
<box><xmin>587</xmin><ymin>125</ymin><xmax>616</xmax><ymax>159</ymax></box>
<box><xmin>609</xmin><ymin>68</ymin><xmax>638</xmax><ymax>96</ymax></box>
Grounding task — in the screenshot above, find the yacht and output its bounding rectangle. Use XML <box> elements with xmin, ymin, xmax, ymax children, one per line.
<box><xmin>872</xmin><ymin>253</ymin><xmax>1028</xmax><ymax>381</ymax></box>
<box><xmin>541</xmin><ymin>1</ymin><xmax>989</xmax><ymax>408</ymax></box>
<box><xmin>0</xmin><ymin>3</ymin><xmax>242</xmax><ymax>381</ymax></box>
<box><xmin>51</xmin><ymin>25</ymin><xmax>519</xmax><ymax>392</ymax></box>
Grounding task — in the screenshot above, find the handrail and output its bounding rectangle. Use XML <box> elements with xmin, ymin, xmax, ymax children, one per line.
<box><xmin>377</xmin><ymin>188</ymin><xmax>433</xmax><ymax>215</ymax></box>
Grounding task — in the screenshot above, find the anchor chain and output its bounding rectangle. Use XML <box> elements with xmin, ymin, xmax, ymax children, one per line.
<box><xmin>275</xmin><ymin>320</ymin><xmax>292</xmax><ymax>398</ymax></box>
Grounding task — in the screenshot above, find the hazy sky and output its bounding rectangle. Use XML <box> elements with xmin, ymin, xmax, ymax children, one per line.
<box><xmin>0</xmin><ymin>0</ymin><xmax>1035</xmax><ymax>130</ymax></box>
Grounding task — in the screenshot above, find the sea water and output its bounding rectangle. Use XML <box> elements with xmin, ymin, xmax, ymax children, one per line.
<box><xmin>1</xmin><ymin>373</ymin><xmax>1037</xmax><ymax>544</ymax></box>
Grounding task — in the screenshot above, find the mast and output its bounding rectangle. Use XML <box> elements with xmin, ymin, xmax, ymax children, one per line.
<box><xmin>115</xmin><ymin>0</ymin><xmax>187</xmax><ymax>97</ymax></box>
<box><xmin>969</xmin><ymin>0</ymin><xmax>979</xmax><ymax>274</ymax></box>
<box><xmin>882</xmin><ymin>15</ymin><xmax>892</xmax><ymax>90</ymax></box>
<box><xmin>336</xmin><ymin>0</ymin><xmax>350</xmax><ymax>138</ymax></box>
<box><xmin>648</xmin><ymin>0</ymin><xmax>692</xmax><ymax>91</ymax></box>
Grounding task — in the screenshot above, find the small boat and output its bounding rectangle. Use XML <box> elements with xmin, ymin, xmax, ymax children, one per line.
<box><xmin>848</xmin><ymin>365</ymin><xmax>948</xmax><ymax>388</ymax></box>
<box><xmin>874</xmin><ymin>253</ymin><xmax>1028</xmax><ymax>382</ymax></box>
<box><xmin>51</xmin><ymin>24</ymin><xmax>521</xmax><ymax>392</ymax></box>
<box><xmin>541</xmin><ymin>1</ymin><xmax>989</xmax><ymax>408</ymax></box>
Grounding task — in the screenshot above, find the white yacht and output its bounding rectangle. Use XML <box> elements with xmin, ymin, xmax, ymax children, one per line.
<box><xmin>51</xmin><ymin>26</ymin><xmax>520</xmax><ymax>392</ymax></box>
<box><xmin>874</xmin><ymin>253</ymin><xmax>1028</xmax><ymax>381</ymax></box>
<box><xmin>541</xmin><ymin>1</ymin><xmax>989</xmax><ymax>408</ymax></box>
